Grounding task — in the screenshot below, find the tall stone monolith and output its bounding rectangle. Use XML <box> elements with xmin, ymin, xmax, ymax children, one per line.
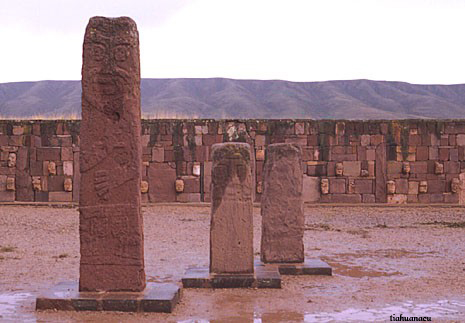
<box><xmin>79</xmin><ymin>16</ymin><xmax>145</xmax><ymax>291</ymax></box>
<box><xmin>210</xmin><ymin>143</ymin><xmax>254</xmax><ymax>274</ymax></box>
<box><xmin>261</xmin><ymin>143</ymin><xmax>304</xmax><ymax>263</ymax></box>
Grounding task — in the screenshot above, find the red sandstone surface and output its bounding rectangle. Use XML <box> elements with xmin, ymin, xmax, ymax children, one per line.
<box><xmin>261</xmin><ymin>143</ymin><xmax>305</xmax><ymax>263</ymax></box>
<box><xmin>1</xmin><ymin>205</ymin><xmax>465</xmax><ymax>321</ymax></box>
<box><xmin>80</xmin><ymin>16</ymin><xmax>144</xmax><ymax>292</ymax></box>
<box><xmin>210</xmin><ymin>143</ymin><xmax>254</xmax><ymax>274</ymax></box>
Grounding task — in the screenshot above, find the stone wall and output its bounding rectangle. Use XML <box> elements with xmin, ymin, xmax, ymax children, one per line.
<box><xmin>1</xmin><ymin>119</ymin><xmax>464</xmax><ymax>204</ymax></box>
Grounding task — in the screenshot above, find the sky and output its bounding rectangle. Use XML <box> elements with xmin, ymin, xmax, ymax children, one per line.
<box><xmin>1</xmin><ymin>0</ymin><xmax>465</xmax><ymax>84</ymax></box>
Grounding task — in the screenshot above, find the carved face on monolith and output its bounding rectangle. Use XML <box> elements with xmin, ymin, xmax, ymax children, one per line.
<box><xmin>79</xmin><ymin>16</ymin><xmax>145</xmax><ymax>292</ymax></box>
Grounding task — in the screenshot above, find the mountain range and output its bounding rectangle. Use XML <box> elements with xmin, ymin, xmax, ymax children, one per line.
<box><xmin>1</xmin><ymin>78</ymin><xmax>465</xmax><ymax>119</ymax></box>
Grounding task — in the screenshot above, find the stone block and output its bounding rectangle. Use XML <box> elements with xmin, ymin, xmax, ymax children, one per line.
<box><xmin>430</xmin><ymin>194</ymin><xmax>444</xmax><ymax>203</ymax></box>
<box><xmin>360</xmin><ymin>135</ymin><xmax>370</xmax><ymax>146</ymax></box>
<box><xmin>61</xmin><ymin>147</ymin><xmax>73</xmax><ymax>161</ymax></box>
<box><xmin>429</xmin><ymin>147</ymin><xmax>438</xmax><ymax>160</ymax></box>
<box><xmin>457</xmin><ymin>134</ymin><xmax>465</xmax><ymax>146</ymax></box>
<box><xmin>418</xmin><ymin>194</ymin><xmax>430</xmax><ymax>203</ymax></box>
<box><xmin>182</xmin><ymin>176</ymin><xmax>200</xmax><ymax>193</ymax></box>
<box><xmin>301</xmin><ymin>147</ymin><xmax>313</xmax><ymax>161</ymax></box>
<box><xmin>440</xmin><ymin>135</ymin><xmax>449</xmax><ymax>146</ymax></box>
<box><xmin>9</xmin><ymin>135</ymin><xmax>24</xmax><ymax>146</ymax></box>
<box><xmin>416</xmin><ymin>146</ymin><xmax>429</xmax><ymax>161</ymax></box>
<box><xmin>395</xmin><ymin>179</ymin><xmax>408</xmax><ymax>194</ymax></box>
<box><xmin>445</xmin><ymin>161</ymin><xmax>460</xmax><ymax>174</ymax></box>
<box><xmin>329</xmin><ymin>178</ymin><xmax>346</xmax><ymax>194</ymax></box>
<box><xmin>342</xmin><ymin>161</ymin><xmax>361</xmax><ymax>177</ymax></box>
<box><xmin>255</xmin><ymin>135</ymin><xmax>266</xmax><ymax>147</ymax></box>
<box><xmin>439</xmin><ymin>148</ymin><xmax>449</xmax><ymax>161</ymax></box>
<box><xmin>354</xmin><ymin>179</ymin><xmax>373</xmax><ymax>194</ymax></box>
<box><xmin>48</xmin><ymin>175</ymin><xmax>65</xmax><ymax>191</ymax></box>
<box><xmin>48</xmin><ymin>192</ymin><xmax>73</xmax><ymax>202</ymax></box>
<box><xmin>408</xmin><ymin>181</ymin><xmax>419</xmax><ymax>195</ymax></box>
<box><xmin>57</xmin><ymin>135</ymin><xmax>73</xmax><ymax>147</ymax></box>
<box><xmin>450</xmin><ymin>149</ymin><xmax>459</xmax><ymax>161</ymax></box>
<box><xmin>387</xmin><ymin>161</ymin><xmax>401</xmax><ymax>175</ymax></box>
<box><xmin>387</xmin><ymin>194</ymin><xmax>407</xmax><ymax>204</ymax></box>
<box><xmin>151</xmin><ymin>146</ymin><xmax>164</xmax><ymax>162</ymax></box>
<box><xmin>410</xmin><ymin>161</ymin><xmax>427</xmax><ymax>174</ymax></box>
<box><xmin>375</xmin><ymin>144</ymin><xmax>387</xmax><ymax>203</ymax></box>
<box><xmin>148</xmin><ymin>163</ymin><xmax>177</xmax><ymax>202</ymax></box>
<box><xmin>0</xmin><ymin>167</ymin><xmax>15</xmax><ymax>175</ymax></box>
<box><xmin>194</xmin><ymin>135</ymin><xmax>202</xmax><ymax>146</ymax></box>
<box><xmin>366</xmin><ymin>148</ymin><xmax>375</xmax><ymax>161</ymax></box>
<box><xmin>428</xmin><ymin>180</ymin><xmax>445</xmax><ymax>193</ymax></box>
<box><xmin>15</xmin><ymin>174</ymin><xmax>33</xmax><ymax>201</ymax></box>
<box><xmin>203</xmin><ymin>134</ymin><xmax>222</xmax><ymax>146</ymax></box>
<box><xmin>63</xmin><ymin>161</ymin><xmax>73</xmax><ymax>176</ymax></box>
<box><xmin>444</xmin><ymin>193</ymin><xmax>459</xmax><ymax>204</ymax></box>
<box><xmin>37</xmin><ymin>147</ymin><xmax>61</xmax><ymax>161</ymax></box>
<box><xmin>176</xmin><ymin>193</ymin><xmax>201</xmax><ymax>202</ymax></box>
<box><xmin>307</xmin><ymin>135</ymin><xmax>318</xmax><ymax>146</ymax></box>
<box><xmin>362</xmin><ymin>194</ymin><xmax>375</xmax><ymax>203</ymax></box>
<box><xmin>330</xmin><ymin>194</ymin><xmax>362</xmax><ymax>203</ymax></box>
<box><xmin>302</xmin><ymin>176</ymin><xmax>320</xmax><ymax>203</ymax></box>
<box><xmin>0</xmin><ymin>191</ymin><xmax>15</xmax><ymax>201</ymax></box>
<box><xmin>370</xmin><ymin>135</ymin><xmax>384</xmax><ymax>146</ymax></box>
<box><xmin>307</xmin><ymin>162</ymin><xmax>326</xmax><ymax>176</ymax></box>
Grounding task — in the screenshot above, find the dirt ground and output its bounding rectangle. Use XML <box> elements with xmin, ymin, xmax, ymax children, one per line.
<box><xmin>1</xmin><ymin>205</ymin><xmax>465</xmax><ymax>322</ymax></box>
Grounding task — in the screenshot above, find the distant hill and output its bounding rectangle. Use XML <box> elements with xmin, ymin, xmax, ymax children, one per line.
<box><xmin>1</xmin><ymin>78</ymin><xmax>465</xmax><ymax>119</ymax></box>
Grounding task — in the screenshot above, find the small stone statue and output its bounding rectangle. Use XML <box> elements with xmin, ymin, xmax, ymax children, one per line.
<box><xmin>451</xmin><ymin>178</ymin><xmax>460</xmax><ymax>193</ymax></box>
<box><xmin>402</xmin><ymin>162</ymin><xmax>410</xmax><ymax>175</ymax></box>
<box><xmin>7</xmin><ymin>153</ymin><xmax>16</xmax><ymax>168</ymax></box>
<box><xmin>387</xmin><ymin>180</ymin><xmax>396</xmax><ymax>194</ymax></box>
<box><xmin>419</xmin><ymin>181</ymin><xmax>428</xmax><ymax>193</ymax></box>
<box><xmin>321</xmin><ymin>179</ymin><xmax>329</xmax><ymax>195</ymax></box>
<box><xmin>434</xmin><ymin>162</ymin><xmax>444</xmax><ymax>175</ymax></box>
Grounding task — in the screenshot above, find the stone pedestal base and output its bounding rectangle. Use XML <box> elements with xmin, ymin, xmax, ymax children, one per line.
<box><xmin>35</xmin><ymin>282</ymin><xmax>181</xmax><ymax>313</ymax></box>
<box><xmin>182</xmin><ymin>265</ymin><xmax>281</xmax><ymax>289</ymax></box>
<box><xmin>259</xmin><ymin>259</ymin><xmax>332</xmax><ymax>275</ymax></box>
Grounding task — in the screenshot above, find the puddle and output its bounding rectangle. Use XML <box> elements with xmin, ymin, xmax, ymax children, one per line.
<box><xmin>330</xmin><ymin>262</ymin><xmax>402</xmax><ymax>278</ymax></box>
<box><xmin>331</xmin><ymin>249</ymin><xmax>438</xmax><ymax>260</ymax></box>
<box><xmin>179</xmin><ymin>300</ymin><xmax>465</xmax><ymax>322</ymax></box>
<box><xmin>0</xmin><ymin>292</ymin><xmax>36</xmax><ymax>322</ymax></box>
<box><xmin>303</xmin><ymin>300</ymin><xmax>465</xmax><ymax>322</ymax></box>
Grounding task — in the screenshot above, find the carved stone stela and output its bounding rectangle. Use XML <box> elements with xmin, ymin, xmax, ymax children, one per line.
<box><xmin>79</xmin><ymin>16</ymin><xmax>145</xmax><ymax>292</ymax></box>
<box><xmin>261</xmin><ymin>143</ymin><xmax>304</xmax><ymax>263</ymax></box>
<box><xmin>210</xmin><ymin>143</ymin><xmax>254</xmax><ymax>274</ymax></box>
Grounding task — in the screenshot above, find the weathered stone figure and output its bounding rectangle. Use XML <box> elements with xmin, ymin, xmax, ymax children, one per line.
<box><xmin>261</xmin><ymin>143</ymin><xmax>304</xmax><ymax>263</ymax></box>
<box><xmin>210</xmin><ymin>143</ymin><xmax>254</xmax><ymax>274</ymax></box>
<box><xmin>79</xmin><ymin>16</ymin><xmax>145</xmax><ymax>291</ymax></box>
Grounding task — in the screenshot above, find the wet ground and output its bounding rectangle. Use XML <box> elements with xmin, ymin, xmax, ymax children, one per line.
<box><xmin>1</xmin><ymin>205</ymin><xmax>465</xmax><ymax>322</ymax></box>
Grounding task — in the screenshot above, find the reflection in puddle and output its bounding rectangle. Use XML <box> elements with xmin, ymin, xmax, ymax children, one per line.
<box><xmin>330</xmin><ymin>262</ymin><xmax>401</xmax><ymax>278</ymax></box>
<box><xmin>304</xmin><ymin>300</ymin><xmax>465</xmax><ymax>322</ymax></box>
<box><xmin>178</xmin><ymin>300</ymin><xmax>465</xmax><ymax>322</ymax></box>
<box><xmin>0</xmin><ymin>292</ymin><xmax>36</xmax><ymax>322</ymax></box>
